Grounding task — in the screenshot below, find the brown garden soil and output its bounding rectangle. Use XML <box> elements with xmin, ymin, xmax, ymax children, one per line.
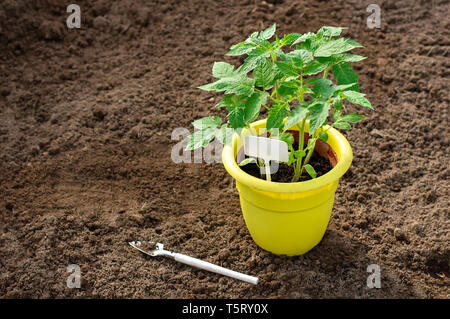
<box><xmin>0</xmin><ymin>0</ymin><xmax>449</xmax><ymax>298</ymax></box>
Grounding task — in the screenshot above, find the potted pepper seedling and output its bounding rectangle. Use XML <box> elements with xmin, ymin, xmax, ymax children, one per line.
<box><xmin>187</xmin><ymin>25</ymin><xmax>373</xmax><ymax>255</ymax></box>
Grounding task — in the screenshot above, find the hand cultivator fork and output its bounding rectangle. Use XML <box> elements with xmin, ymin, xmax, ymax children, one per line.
<box><xmin>129</xmin><ymin>241</ymin><xmax>258</xmax><ymax>285</ymax></box>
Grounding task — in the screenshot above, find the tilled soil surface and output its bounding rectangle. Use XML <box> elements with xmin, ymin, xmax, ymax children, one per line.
<box><xmin>0</xmin><ymin>0</ymin><xmax>449</xmax><ymax>298</ymax></box>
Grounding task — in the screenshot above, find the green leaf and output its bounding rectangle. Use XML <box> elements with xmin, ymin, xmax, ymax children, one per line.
<box><xmin>292</xmin><ymin>32</ymin><xmax>315</xmax><ymax>45</ymax></box>
<box><xmin>332</xmin><ymin>63</ymin><xmax>360</xmax><ymax>91</ymax></box>
<box><xmin>239</xmin><ymin>157</ymin><xmax>257</xmax><ymax>166</ymax></box>
<box><xmin>303</xmin><ymin>60</ymin><xmax>328</xmax><ymax>76</ymax></box>
<box><xmin>281</xmin><ymin>33</ymin><xmax>302</xmax><ymax>46</ymax></box>
<box><xmin>245</xmin><ymin>31</ymin><xmax>259</xmax><ymax>44</ymax></box>
<box><xmin>192</xmin><ymin>116</ymin><xmax>222</xmax><ymax>129</ymax></box>
<box><xmin>185</xmin><ymin>128</ymin><xmax>216</xmax><ymax>150</ymax></box>
<box><xmin>212</xmin><ymin>62</ymin><xmax>235</xmax><ymax>78</ymax></box>
<box><xmin>287</xmin><ymin>151</ymin><xmax>295</xmax><ymax>165</ymax></box>
<box><xmin>308</xmin><ymin>101</ymin><xmax>330</xmax><ymax>135</ymax></box>
<box><xmin>300</xmin><ymin>87</ymin><xmax>313</xmax><ymax>95</ymax></box>
<box><xmin>248</xmin><ymin>37</ymin><xmax>272</xmax><ymax>50</ymax></box>
<box><xmin>284</xmin><ymin>104</ymin><xmax>309</xmax><ymax>131</ymax></box>
<box><xmin>311</xmin><ymin>79</ymin><xmax>335</xmax><ymax>100</ymax></box>
<box><xmin>342</xmin><ymin>90</ymin><xmax>373</xmax><ymax>109</ymax></box>
<box><xmin>275</xmin><ymin>132</ymin><xmax>295</xmax><ymax>146</ymax></box>
<box><xmin>339</xmin><ymin>53</ymin><xmax>366</xmax><ymax>62</ymax></box>
<box><xmin>340</xmin><ymin>113</ymin><xmax>365</xmax><ymax>123</ymax></box>
<box><xmin>215</xmin><ymin>125</ymin><xmax>234</xmax><ymax>146</ymax></box>
<box><xmin>259</xmin><ymin>24</ymin><xmax>276</xmax><ymax>40</ymax></box>
<box><xmin>291</xmin><ymin>49</ymin><xmax>314</xmax><ymax>68</ymax></box>
<box><xmin>227</xmin><ymin>104</ymin><xmax>246</xmax><ymax>129</ymax></box>
<box><xmin>243</xmin><ymin>91</ymin><xmax>269</xmax><ymax>123</ymax></box>
<box><xmin>304</xmin><ymin>78</ymin><xmax>320</xmax><ymax>86</ymax></box>
<box><xmin>333</xmin><ymin>95</ymin><xmax>342</xmax><ymax>121</ymax></box>
<box><xmin>274</xmin><ymin>61</ymin><xmax>299</xmax><ymax>77</ymax></box>
<box><xmin>316</xmin><ymin>52</ymin><xmax>365</xmax><ymax>65</ymax></box>
<box><xmin>254</xmin><ymin>59</ymin><xmax>277</xmax><ymax>89</ymax></box>
<box><xmin>334</xmin><ymin>83</ymin><xmax>358</xmax><ymax>91</ymax></box>
<box><xmin>298</xmin><ymin>36</ymin><xmax>321</xmax><ymax>52</ymax></box>
<box><xmin>278</xmin><ymin>49</ymin><xmax>313</xmax><ymax>66</ymax></box>
<box><xmin>214</xmin><ymin>74</ymin><xmax>255</xmax><ymax>97</ymax></box>
<box><xmin>200</xmin><ymin>70</ymin><xmax>255</xmax><ymax>96</ymax></box>
<box><xmin>197</xmin><ymin>82</ymin><xmax>218</xmax><ymax>91</ymax></box>
<box><xmin>314</xmin><ymin>38</ymin><xmax>363</xmax><ymax>57</ymax></box>
<box><xmin>316</xmin><ymin>55</ymin><xmax>339</xmax><ymax>66</ymax></box>
<box><xmin>239</xmin><ymin>48</ymin><xmax>269</xmax><ymax>73</ymax></box>
<box><xmin>333</xmin><ymin>122</ymin><xmax>352</xmax><ymax>130</ymax></box>
<box><xmin>277</xmin><ymin>81</ymin><xmax>298</xmax><ymax>97</ymax></box>
<box><xmin>319</xmin><ymin>131</ymin><xmax>328</xmax><ymax>142</ymax></box>
<box><xmin>280</xmin><ymin>132</ymin><xmax>295</xmax><ymax>146</ymax></box>
<box><xmin>276</xmin><ymin>50</ymin><xmax>289</xmax><ymax>61</ymax></box>
<box><xmin>216</xmin><ymin>95</ymin><xmax>235</xmax><ymax>108</ymax></box>
<box><xmin>273</xmin><ymin>133</ymin><xmax>295</xmax><ymax>161</ymax></box>
<box><xmin>304</xmin><ymin>164</ymin><xmax>317</xmax><ymax>179</ymax></box>
<box><xmin>226</xmin><ymin>42</ymin><xmax>256</xmax><ymax>56</ymax></box>
<box><xmin>317</xmin><ymin>26</ymin><xmax>346</xmax><ymax>37</ymax></box>
<box><xmin>267</xmin><ymin>103</ymin><xmax>288</xmax><ymax>131</ymax></box>
<box><xmin>294</xmin><ymin>149</ymin><xmax>306</xmax><ymax>157</ymax></box>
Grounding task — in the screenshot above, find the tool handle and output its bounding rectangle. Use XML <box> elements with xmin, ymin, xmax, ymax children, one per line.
<box><xmin>173</xmin><ymin>253</ymin><xmax>258</xmax><ymax>285</ymax></box>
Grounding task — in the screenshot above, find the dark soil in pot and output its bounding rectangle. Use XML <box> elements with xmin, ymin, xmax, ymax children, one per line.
<box><xmin>241</xmin><ymin>151</ymin><xmax>332</xmax><ymax>183</ymax></box>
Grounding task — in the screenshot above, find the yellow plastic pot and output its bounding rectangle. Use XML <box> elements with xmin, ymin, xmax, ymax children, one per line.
<box><xmin>222</xmin><ymin>119</ymin><xmax>353</xmax><ymax>256</ymax></box>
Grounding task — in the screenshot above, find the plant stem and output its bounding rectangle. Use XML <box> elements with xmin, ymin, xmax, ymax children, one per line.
<box><xmin>257</xmin><ymin>157</ymin><xmax>264</xmax><ymax>168</ymax></box>
<box><xmin>299</xmin><ymin>137</ymin><xmax>316</xmax><ymax>176</ymax></box>
<box><xmin>270</xmin><ymin>89</ymin><xmax>277</xmax><ymax>98</ymax></box>
<box><xmin>298</xmin><ymin>120</ymin><xmax>306</xmax><ymax>152</ymax></box>
<box><xmin>291</xmin><ymin>72</ymin><xmax>307</xmax><ymax>182</ymax></box>
<box><xmin>291</xmin><ymin>118</ymin><xmax>307</xmax><ymax>182</ymax></box>
<box><xmin>323</xmin><ymin>66</ymin><xmax>330</xmax><ymax>79</ymax></box>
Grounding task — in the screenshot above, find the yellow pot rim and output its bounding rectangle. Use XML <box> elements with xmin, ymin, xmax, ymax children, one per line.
<box><xmin>222</xmin><ymin>119</ymin><xmax>353</xmax><ymax>193</ymax></box>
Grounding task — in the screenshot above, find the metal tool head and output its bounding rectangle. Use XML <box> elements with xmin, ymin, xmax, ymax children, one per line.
<box><xmin>128</xmin><ymin>241</ymin><xmax>165</xmax><ymax>257</ymax></box>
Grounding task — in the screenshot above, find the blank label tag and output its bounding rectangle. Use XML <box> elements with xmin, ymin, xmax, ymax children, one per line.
<box><xmin>243</xmin><ymin>136</ymin><xmax>289</xmax><ymax>163</ymax></box>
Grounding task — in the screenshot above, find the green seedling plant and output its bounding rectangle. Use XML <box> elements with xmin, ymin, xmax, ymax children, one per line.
<box><xmin>187</xmin><ymin>24</ymin><xmax>373</xmax><ymax>182</ymax></box>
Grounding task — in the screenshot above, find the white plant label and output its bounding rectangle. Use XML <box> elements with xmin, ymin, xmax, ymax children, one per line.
<box><xmin>243</xmin><ymin>136</ymin><xmax>289</xmax><ymax>162</ymax></box>
<box><xmin>243</xmin><ymin>136</ymin><xmax>288</xmax><ymax>181</ymax></box>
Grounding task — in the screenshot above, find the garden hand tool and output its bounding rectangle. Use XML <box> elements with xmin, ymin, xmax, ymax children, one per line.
<box><xmin>128</xmin><ymin>241</ymin><xmax>258</xmax><ymax>285</ymax></box>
